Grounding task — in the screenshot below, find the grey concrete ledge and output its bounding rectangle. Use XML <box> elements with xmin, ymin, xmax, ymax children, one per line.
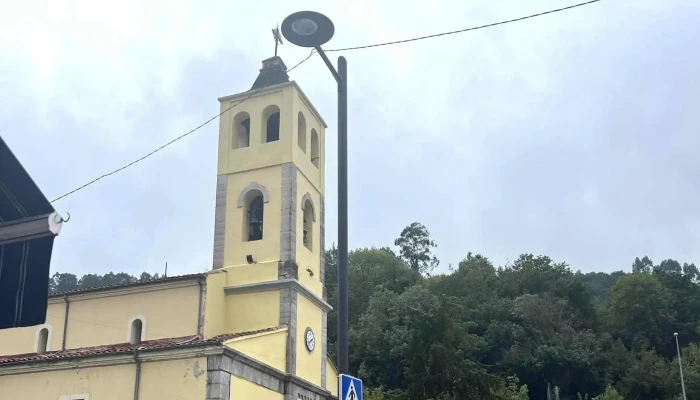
<box><xmin>216</xmin><ymin>348</ymin><xmax>336</xmax><ymax>399</ymax></box>
<box><xmin>224</xmin><ymin>279</ymin><xmax>332</xmax><ymax>313</ymax></box>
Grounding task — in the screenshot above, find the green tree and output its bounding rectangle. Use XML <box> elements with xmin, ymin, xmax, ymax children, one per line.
<box><xmin>591</xmin><ymin>385</ymin><xmax>623</xmax><ymax>400</ymax></box>
<box><xmin>618</xmin><ymin>350</ymin><xmax>674</xmax><ymax>399</ymax></box>
<box><xmin>493</xmin><ymin>376</ymin><xmax>529</xmax><ymax>400</ymax></box>
<box><xmin>604</xmin><ymin>273</ymin><xmax>674</xmax><ymax>350</ymax></box>
<box><xmin>325</xmin><ymin>246</ymin><xmax>418</xmax><ymax>366</ymax></box>
<box><xmin>48</xmin><ymin>272</ymin><xmax>79</xmax><ymax>294</ymax></box>
<box><xmin>631</xmin><ymin>256</ymin><xmax>654</xmax><ymax>274</ymax></box>
<box><xmin>353</xmin><ymin>286</ymin><xmax>498</xmax><ymax>399</ymax></box>
<box><xmin>394</xmin><ymin>222</ymin><xmax>439</xmax><ymax>275</ymax></box>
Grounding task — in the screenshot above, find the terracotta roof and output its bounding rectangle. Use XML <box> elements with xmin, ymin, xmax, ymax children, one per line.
<box><xmin>49</xmin><ymin>273</ymin><xmax>207</xmax><ymax>298</ymax></box>
<box><xmin>0</xmin><ymin>335</ymin><xmax>203</xmax><ymax>365</ymax></box>
<box><xmin>0</xmin><ymin>325</ymin><xmax>288</xmax><ymax>366</ymax></box>
<box><xmin>212</xmin><ymin>324</ymin><xmax>288</xmax><ymax>342</ymax></box>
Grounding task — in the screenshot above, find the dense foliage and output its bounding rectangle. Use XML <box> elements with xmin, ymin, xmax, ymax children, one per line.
<box><xmin>50</xmin><ymin>221</ymin><xmax>700</xmax><ymax>399</ymax></box>
<box><xmin>325</xmin><ymin>223</ymin><xmax>700</xmax><ymax>400</ymax></box>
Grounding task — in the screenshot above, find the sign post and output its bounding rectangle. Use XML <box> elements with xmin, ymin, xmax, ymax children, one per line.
<box><xmin>338</xmin><ymin>374</ymin><xmax>362</xmax><ymax>400</ymax></box>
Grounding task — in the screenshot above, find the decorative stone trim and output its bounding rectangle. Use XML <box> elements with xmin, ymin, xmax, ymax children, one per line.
<box><xmin>224</xmin><ymin>279</ymin><xmax>332</xmax><ymax>313</ymax></box>
<box><xmin>319</xmin><ymin>195</ymin><xmax>325</xmax><ymax>299</ymax></box>
<box><xmin>280</xmin><ymin>163</ymin><xmax>297</xmax><ymax>262</ymax></box>
<box><xmin>279</xmin><ymin>260</ymin><xmax>299</xmax><ymax>280</ymax></box>
<box><xmin>206</xmin><ymin>368</ymin><xmax>230</xmax><ymax>400</ymax></box>
<box><xmin>33</xmin><ymin>324</ymin><xmax>53</xmax><ymax>353</ymax></box>
<box><xmin>211</xmin><ymin>348</ymin><xmax>335</xmax><ymax>398</ymax></box>
<box><xmin>279</xmin><ymin>288</ymin><xmax>298</xmax><ymax>375</ymax></box>
<box><xmin>126</xmin><ymin>314</ymin><xmax>147</xmax><ymax>344</ymax></box>
<box><xmin>300</xmin><ymin>193</ymin><xmax>316</xmax><ymax>222</ymax></box>
<box><xmin>236</xmin><ymin>182</ymin><xmax>271</xmax><ymax>208</ymax></box>
<box><xmin>321</xmin><ymin>311</ymin><xmax>327</xmax><ymax>389</ymax></box>
<box><xmin>213</xmin><ymin>175</ymin><xmax>228</xmax><ymax>269</ymax></box>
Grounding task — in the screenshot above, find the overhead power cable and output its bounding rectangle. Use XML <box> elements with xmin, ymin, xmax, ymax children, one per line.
<box><xmin>50</xmin><ymin>52</ymin><xmax>315</xmax><ymax>203</ymax></box>
<box><xmin>50</xmin><ymin>0</ymin><xmax>602</xmax><ymax>202</ymax></box>
<box><xmin>326</xmin><ymin>0</ymin><xmax>603</xmax><ymax>52</ymax></box>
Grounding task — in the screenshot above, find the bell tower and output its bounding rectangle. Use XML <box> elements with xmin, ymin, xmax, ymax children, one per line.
<box><xmin>211</xmin><ymin>56</ymin><xmax>333</xmax><ymax>391</ymax></box>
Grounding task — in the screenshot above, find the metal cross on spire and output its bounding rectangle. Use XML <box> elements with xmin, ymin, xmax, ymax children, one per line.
<box><xmin>272</xmin><ymin>24</ymin><xmax>284</xmax><ymax>56</ymax></box>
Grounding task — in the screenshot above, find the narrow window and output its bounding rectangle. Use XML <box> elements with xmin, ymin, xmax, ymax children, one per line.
<box><xmin>37</xmin><ymin>328</ymin><xmax>49</xmax><ymax>354</ymax></box>
<box><xmin>130</xmin><ymin>319</ymin><xmax>143</xmax><ymax>345</ymax></box>
<box><xmin>243</xmin><ymin>190</ymin><xmax>265</xmax><ymax>242</ymax></box>
<box><xmin>303</xmin><ymin>200</ymin><xmax>314</xmax><ymax>251</ymax></box>
<box><xmin>310</xmin><ymin>129</ymin><xmax>320</xmax><ymax>168</ymax></box>
<box><xmin>232</xmin><ymin>112</ymin><xmax>250</xmax><ymax>149</ymax></box>
<box><xmin>297</xmin><ymin>112</ymin><xmax>307</xmax><ymax>153</ymax></box>
<box><xmin>262</xmin><ymin>105</ymin><xmax>281</xmax><ymax>143</ymax></box>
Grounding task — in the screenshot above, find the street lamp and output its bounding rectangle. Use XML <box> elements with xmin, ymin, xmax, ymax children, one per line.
<box><xmin>674</xmin><ymin>333</ymin><xmax>688</xmax><ymax>400</ymax></box>
<box><xmin>281</xmin><ymin>11</ymin><xmax>350</xmax><ymax>375</ymax></box>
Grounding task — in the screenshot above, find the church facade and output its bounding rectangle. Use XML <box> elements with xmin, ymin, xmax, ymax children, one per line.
<box><xmin>0</xmin><ymin>56</ymin><xmax>338</xmax><ymax>400</ymax></box>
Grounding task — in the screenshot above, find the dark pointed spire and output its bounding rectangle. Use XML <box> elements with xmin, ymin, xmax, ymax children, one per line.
<box><xmin>250</xmin><ymin>56</ymin><xmax>289</xmax><ymax>90</ymax></box>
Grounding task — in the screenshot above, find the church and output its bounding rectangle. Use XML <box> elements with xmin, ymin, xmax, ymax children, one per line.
<box><xmin>0</xmin><ymin>55</ymin><xmax>339</xmax><ymax>400</ymax></box>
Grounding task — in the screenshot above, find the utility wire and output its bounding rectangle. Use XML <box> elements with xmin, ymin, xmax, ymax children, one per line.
<box><xmin>50</xmin><ymin>0</ymin><xmax>602</xmax><ymax>202</ymax></box>
<box><xmin>326</xmin><ymin>0</ymin><xmax>603</xmax><ymax>52</ymax></box>
<box><xmin>50</xmin><ymin>52</ymin><xmax>315</xmax><ymax>203</ymax></box>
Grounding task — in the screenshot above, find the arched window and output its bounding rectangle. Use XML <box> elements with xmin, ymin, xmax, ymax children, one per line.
<box><xmin>130</xmin><ymin>318</ymin><xmax>143</xmax><ymax>345</ymax></box>
<box><xmin>262</xmin><ymin>105</ymin><xmax>280</xmax><ymax>143</ymax></box>
<box><xmin>310</xmin><ymin>129</ymin><xmax>320</xmax><ymax>168</ymax></box>
<box><xmin>243</xmin><ymin>190</ymin><xmax>265</xmax><ymax>242</ymax></box>
<box><xmin>232</xmin><ymin>112</ymin><xmax>250</xmax><ymax>149</ymax></box>
<box><xmin>303</xmin><ymin>201</ymin><xmax>314</xmax><ymax>251</ymax></box>
<box><xmin>297</xmin><ymin>112</ymin><xmax>307</xmax><ymax>153</ymax></box>
<box><xmin>36</xmin><ymin>327</ymin><xmax>49</xmax><ymax>354</ymax></box>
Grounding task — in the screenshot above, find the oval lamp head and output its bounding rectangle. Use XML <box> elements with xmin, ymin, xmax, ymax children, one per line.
<box><xmin>281</xmin><ymin>11</ymin><xmax>335</xmax><ymax>48</ymax></box>
<box><xmin>674</xmin><ymin>332</ymin><xmax>679</xmax><ymax>336</ymax></box>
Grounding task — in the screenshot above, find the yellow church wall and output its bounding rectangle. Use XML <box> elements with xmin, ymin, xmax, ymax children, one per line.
<box><xmin>225</xmin><ymin>260</ymin><xmax>278</xmax><ymax>286</ymax></box>
<box><xmin>327</xmin><ymin>359</ymin><xmax>339</xmax><ymax>397</ymax></box>
<box><xmin>217</xmin><ymin>86</ymin><xmax>295</xmax><ymax>176</ymax></box>
<box><xmin>0</xmin><ymin>302</ymin><xmax>65</xmax><ymax>356</ymax></box>
<box><xmin>0</xmin><ymin>363</ymin><xmax>134</xmax><ymax>399</ymax></box>
<box><xmin>0</xmin><ymin>357</ymin><xmax>207</xmax><ymax>400</ymax></box>
<box><xmin>139</xmin><ymin>357</ymin><xmax>208</xmax><ymax>399</ymax></box>
<box><xmin>296</xmin><ymin>294</ymin><xmax>323</xmax><ymax>387</ymax></box>
<box><xmin>226</xmin><ymin>330</ymin><xmax>287</xmax><ymax>372</ymax></box>
<box><xmin>296</xmin><ymin>172</ymin><xmax>323</xmax><ymax>298</ymax></box>
<box><xmin>65</xmin><ymin>284</ymin><xmax>200</xmax><ymax>348</ymax></box>
<box><xmin>292</xmin><ymin>89</ymin><xmax>325</xmax><ymax>193</ymax></box>
<box><xmin>225</xmin><ymin>291</ymin><xmax>280</xmax><ymax>333</ymax></box>
<box><xmin>223</xmin><ymin>167</ymin><xmax>282</xmax><ymax>268</ymax></box>
<box><xmin>203</xmin><ymin>271</ymin><xmax>227</xmax><ymax>339</ymax></box>
<box><xmin>231</xmin><ymin>375</ymin><xmax>284</xmax><ymax>400</ymax></box>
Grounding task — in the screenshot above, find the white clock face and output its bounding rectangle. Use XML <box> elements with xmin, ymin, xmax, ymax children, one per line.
<box><xmin>305</xmin><ymin>328</ymin><xmax>315</xmax><ymax>352</ymax></box>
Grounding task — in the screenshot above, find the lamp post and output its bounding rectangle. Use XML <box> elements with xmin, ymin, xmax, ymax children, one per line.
<box><xmin>674</xmin><ymin>333</ymin><xmax>688</xmax><ymax>400</ymax></box>
<box><xmin>281</xmin><ymin>11</ymin><xmax>349</xmax><ymax>375</ymax></box>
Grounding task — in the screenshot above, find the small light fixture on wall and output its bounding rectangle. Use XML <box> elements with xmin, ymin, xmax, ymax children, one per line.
<box><xmin>306</xmin><ymin>267</ymin><xmax>314</xmax><ymax>277</ymax></box>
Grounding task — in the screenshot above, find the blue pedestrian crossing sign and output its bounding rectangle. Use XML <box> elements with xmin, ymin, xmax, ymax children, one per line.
<box><xmin>339</xmin><ymin>374</ymin><xmax>362</xmax><ymax>400</ymax></box>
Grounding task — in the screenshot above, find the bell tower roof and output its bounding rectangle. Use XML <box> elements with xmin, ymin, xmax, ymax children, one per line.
<box><xmin>250</xmin><ymin>56</ymin><xmax>289</xmax><ymax>90</ymax></box>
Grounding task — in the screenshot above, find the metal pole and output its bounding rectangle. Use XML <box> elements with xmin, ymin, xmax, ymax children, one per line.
<box><xmin>337</xmin><ymin>55</ymin><xmax>349</xmax><ymax>375</ymax></box>
<box><xmin>675</xmin><ymin>333</ymin><xmax>687</xmax><ymax>400</ymax></box>
<box><xmin>314</xmin><ymin>47</ymin><xmax>349</xmax><ymax>374</ymax></box>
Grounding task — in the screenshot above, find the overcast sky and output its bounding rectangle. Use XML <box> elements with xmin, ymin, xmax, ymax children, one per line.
<box><xmin>1</xmin><ymin>0</ymin><xmax>698</xmax><ymax>278</ymax></box>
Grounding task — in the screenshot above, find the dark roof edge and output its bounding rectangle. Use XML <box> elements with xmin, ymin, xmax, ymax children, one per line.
<box><xmin>0</xmin><ymin>135</ymin><xmax>54</xmax><ymax>212</ymax></box>
<box><xmin>48</xmin><ymin>273</ymin><xmax>207</xmax><ymax>298</ymax></box>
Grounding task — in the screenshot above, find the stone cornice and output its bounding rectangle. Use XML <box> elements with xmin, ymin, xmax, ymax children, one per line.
<box><xmin>219</xmin><ymin>348</ymin><xmax>335</xmax><ymax>399</ymax></box>
<box><xmin>224</xmin><ymin>279</ymin><xmax>332</xmax><ymax>312</ymax></box>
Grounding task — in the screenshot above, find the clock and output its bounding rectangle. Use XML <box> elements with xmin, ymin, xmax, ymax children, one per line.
<box><xmin>304</xmin><ymin>327</ymin><xmax>315</xmax><ymax>352</ymax></box>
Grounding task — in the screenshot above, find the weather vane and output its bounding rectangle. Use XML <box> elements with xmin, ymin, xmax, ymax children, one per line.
<box><xmin>272</xmin><ymin>24</ymin><xmax>284</xmax><ymax>56</ymax></box>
